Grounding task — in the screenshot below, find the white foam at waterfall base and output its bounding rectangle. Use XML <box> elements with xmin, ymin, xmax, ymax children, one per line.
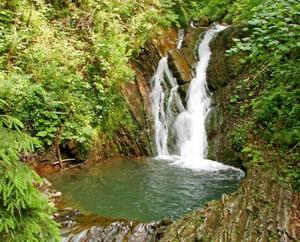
<box><xmin>151</xmin><ymin>24</ymin><xmax>244</xmax><ymax>175</ymax></box>
<box><xmin>172</xmin><ymin>157</ymin><xmax>243</xmax><ymax>173</ymax></box>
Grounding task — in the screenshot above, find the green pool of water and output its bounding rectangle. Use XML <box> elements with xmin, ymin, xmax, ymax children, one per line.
<box><xmin>49</xmin><ymin>158</ymin><xmax>243</xmax><ymax>222</ymax></box>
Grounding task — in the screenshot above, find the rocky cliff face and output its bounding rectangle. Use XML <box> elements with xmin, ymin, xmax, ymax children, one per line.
<box><xmin>88</xmin><ymin>29</ymin><xmax>178</xmax><ymax>160</ymax></box>
<box><xmin>205</xmin><ymin>26</ymin><xmax>245</xmax><ymax>167</ymax></box>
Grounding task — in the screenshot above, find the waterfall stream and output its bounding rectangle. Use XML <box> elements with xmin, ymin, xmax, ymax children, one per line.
<box><xmin>151</xmin><ymin>24</ymin><xmax>240</xmax><ymax>171</ymax></box>
<box><xmin>177</xmin><ymin>29</ymin><xmax>185</xmax><ymax>49</ymax></box>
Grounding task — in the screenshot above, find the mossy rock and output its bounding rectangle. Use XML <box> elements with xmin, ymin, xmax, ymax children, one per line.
<box><xmin>207</xmin><ymin>26</ymin><xmax>243</xmax><ymax>91</ymax></box>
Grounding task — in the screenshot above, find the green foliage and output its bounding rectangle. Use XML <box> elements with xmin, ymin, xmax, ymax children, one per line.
<box><xmin>224</xmin><ymin>0</ymin><xmax>299</xmax><ymax>189</ymax></box>
<box><xmin>0</xmin><ymin>0</ymin><xmax>165</xmax><ymax>154</ymax></box>
<box><xmin>242</xmin><ymin>146</ymin><xmax>263</xmax><ymax>166</ymax></box>
<box><xmin>198</xmin><ymin>0</ymin><xmax>266</xmax><ymax>23</ymax></box>
<box><xmin>229</xmin><ymin>124</ymin><xmax>248</xmax><ymax>152</ymax></box>
<box><xmin>227</xmin><ymin>0</ymin><xmax>299</xmax><ymax>64</ymax></box>
<box><xmin>0</xmin><ymin>114</ymin><xmax>60</xmax><ymax>241</ymax></box>
<box><xmin>282</xmin><ymin>163</ymin><xmax>300</xmax><ymax>192</ymax></box>
<box><xmin>199</xmin><ymin>0</ymin><xmax>233</xmax><ymax>22</ymax></box>
<box><xmin>252</xmin><ymin>63</ymin><xmax>300</xmax><ymax>147</ymax></box>
<box><xmin>227</xmin><ymin>0</ymin><xmax>300</xmax><ymax>148</ymax></box>
<box><xmin>160</xmin><ymin>0</ymin><xmax>204</xmax><ymax>26</ymax></box>
<box><xmin>225</xmin><ymin>0</ymin><xmax>264</xmax><ymax>23</ymax></box>
<box><xmin>229</xmin><ymin>95</ymin><xmax>239</xmax><ymax>104</ymax></box>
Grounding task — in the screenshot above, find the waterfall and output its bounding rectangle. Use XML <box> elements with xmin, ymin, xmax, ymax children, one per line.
<box><xmin>150</xmin><ymin>57</ymin><xmax>184</xmax><ymax>157</ymax></box>
<box><xmin>151</xmin><ymin>24</ymin><xmax>241</xmax><ymax>171</ymax></box>
<box><xmin>177</xmin><ymin>29</ymin><xmax>185</xmax><ymax>49</ymax></box>
<box><xmin>190</xmin><ymin>21</ymin><xmax>196</xmax><ymax>28</ymax></box>
<box><xmin>175</xmin><ymin>24</ymin><xmax>226</xmax><ymax>167</ymax></box>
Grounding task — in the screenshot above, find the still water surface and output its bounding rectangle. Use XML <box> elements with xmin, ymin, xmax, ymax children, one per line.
<box><xmin>49</xmin><ymin>158</ymin><xmax>243</xmax><ymax>222</ymax></box>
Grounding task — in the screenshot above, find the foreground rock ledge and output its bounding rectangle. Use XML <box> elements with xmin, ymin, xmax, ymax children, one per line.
<box><xmin>160</xmin><ymin>168</ymin><xmax>300</xmax><ymax>242</ymax></box>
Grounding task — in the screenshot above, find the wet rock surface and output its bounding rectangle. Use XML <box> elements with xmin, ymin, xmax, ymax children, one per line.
<box><xmin>57</xmin><ymin>209</ymin><xmax>172</xmax><ymax>242</ymax></box>
<box><xmin>167</xmin><ymin>49</ymin><xmax>193</xmax><ymax>85</ymax></box>
<box><xmin>37</xmin><ymin>178</ymin><xmax>63</xmax><ymax>207</ymax></box>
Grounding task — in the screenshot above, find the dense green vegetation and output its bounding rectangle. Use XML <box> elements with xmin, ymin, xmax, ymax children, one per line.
<box><xmin>0</xmin><ymin>0</ymin><xmax>163</xmax><ymax>153</ymax></box>
<box><xmin>0</xmin><ymin>114</ymin><xmax>60</xmax><ymax>241</ymax></box>
<box><xmin>0</xmin><ymin>0</ymin><xmax>299</xmax><ymax>240</ymax></box>
<box><xmin>0</xmin><ymin>0</ymin><xmax>203</xmax><ymax>153</ymax></box>
<box><xmin>215</xmin><ymin>0</ymin><xmax>299</xmax><ymax>190</ymax></box>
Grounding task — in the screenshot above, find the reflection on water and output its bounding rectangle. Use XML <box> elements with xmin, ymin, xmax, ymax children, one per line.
<box><xmin>49</xmin><ymin>158</ymin><xmax>243</xmax><ymax>222</ymax></box>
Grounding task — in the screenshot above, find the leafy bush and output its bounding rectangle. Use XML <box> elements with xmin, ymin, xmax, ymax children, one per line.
<box><xmin>227</xmin><ymin>0</ymin><xmax>299</xmax><ymax>64</ymax></box>
<box><xmin>225</xmin><ymin>0</ymin><xmax>299</xmax><ymax>189</ymax></box>
<box><xmin>227</xmin><ymin>0</ymin><xmax>300</xmax><ymax>148</ymax></box>
<box><xmin>229</xmin><ymin>124</ymin><xmax>248</xmax><ymax>151</ymax></box>
<box><xmin>282</xmin><ymin>164</ymin><xmax>300</xmax><ymax>192</ymax></box>
<box><xmin>225</xmin><ymin>0</ymin><xmax>264</xmax><ymax>23</ymax></box>
<box><xmin>199</xmin><ymin>0</ymin><xmax>233</xmax><ymax>22</ymax></box>
<box><xmin>0</xmin><ymin>114</ymin><xmax>60</xmax><ymax>241</ymax></box>
<box><xmin>0</xmin><ymin>0</ymin><xmax>181</xmax><ymax>155</ymax></box>
<box><xmin>252</xmin><ymin>63</ymin><xmax>300</xmax><ymax>147</ymax></box>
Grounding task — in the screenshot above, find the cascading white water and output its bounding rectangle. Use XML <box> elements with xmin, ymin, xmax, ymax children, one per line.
<box><xmin>190</xmin><ymin>21</ymin><xmax>196</xmax><ymax>28</ymax></box>
<box><xmin>175</xmin><ymin>24</ymin><xmax>226</xmax><ymax>167</ymax></box>
<box><xmin>177</xmin><ymin>29</ymin><xmax>185</xmax><ymax>49</ymax></box>
<box><xmin>150</xmin><ymin>57</ymin><xmax>184</xmax><ymax>157</ymax></box>
<box><xmin>151</xmin><ymin>24</ymin><xmax>243</xmax><ymax>172</ymax></box>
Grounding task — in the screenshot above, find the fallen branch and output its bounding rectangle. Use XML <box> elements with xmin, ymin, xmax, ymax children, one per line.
<box><xmin>62</xmin><ymin>163</ymin><xmax>85</xmax><ymax>171</ymax></box>
<box><xmin>53</xmin><ymin>158</ymin><xmax>76</xmax><ymax>166</ymax></box>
